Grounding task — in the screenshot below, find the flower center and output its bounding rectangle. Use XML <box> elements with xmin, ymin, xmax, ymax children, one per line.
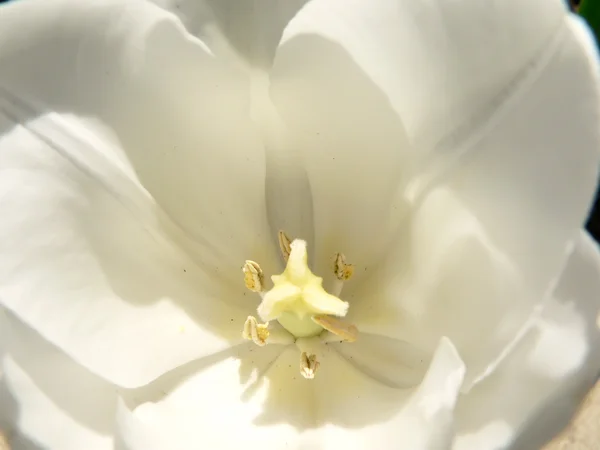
<box><xmin>241</xmin><ymin>231</ymin><xmax>358</xmax><ymax>379</ymax></box>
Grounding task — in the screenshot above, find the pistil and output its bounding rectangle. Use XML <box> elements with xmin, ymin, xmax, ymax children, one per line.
<box><xmin>241</xmin><ymin>233</ymin><xmax>359</xmax><ymax>379</ymax></box>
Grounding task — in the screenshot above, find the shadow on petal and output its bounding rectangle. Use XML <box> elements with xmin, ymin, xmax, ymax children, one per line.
<box><xmin>202</xmin><ymin>0</ymin><xmax>309</xmax><ymax>68</ymax></box>
<box><xmin>241</xmin><ymin>345</ymin><xmax>420</xmax><ymax>431</ymax></box>
<box><xmin>0</xmin><ymin>6</ymin><xmax>284</xmax><ymax>386</ymax></box>
<box><xmin>330</xmin><ymin>333</ymin><xmax>429</xmax><ymax>389</ymax></box>
<box><xmin>270</xmin><ymin>34</ymin><xmax>413</xmax><ymax>287</ymax></box>
<box><xmin>0</xmin><ymin>378</ymin><xmax>44</xmax><ymax>450</ymax></box>
<box><xmin>0</xmin><ymin>311</ymin><xmax>116</xmax><ymax>449</ymax></box>
<box><xmin>453</xmin><ymin>233</ymin><xmax>600</xmax><ymax>450</ymax></box>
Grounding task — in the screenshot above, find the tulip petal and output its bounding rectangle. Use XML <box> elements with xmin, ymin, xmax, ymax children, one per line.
<box><xmin>313</xmin><ymin>337</ymin><xmax>465</xmax><ymax>450</ymax></box>
<box><xmin>0</xmin><ymin>0</ymin><xmax>278</xmax><ymax>387</ymax></box>
<box><xmin>436</xmin><ymin>14</ymin><xmax>600</xmax><ymax>327</ymax></box>
<box><xmin>273</xmin><ymin>0</ymin><xmax>567</xmax><ymax>153</ymax></box>
<box><xmin>290</xmin><ymin>5</ymin><xmax>600</xmax><ymax>389</ymax></box>
<box><xmin>0</xmin><ymin>311</ymin><xmax>116</xmax><ymax>450</ymax></box>
<box><xmin>115</xmin><ymin>345</ymin><xmax>310</xmax><ymax>450</ymax></box>
<box><xmin>453</xmin><ymin>231</ymin><xmax>600</xmax><ymax>450</ymax></box>
<box><xmin>329</xmin><ymin>333</ymin><xmax>430</xmax><ymax>389</ymax></box>
<box><xmin>116</xmin><ymin>337</ymin><xmax>464</xmax><ymax>450</ymax></box>
<box><xmin>341</xmin><ymin>189</ymin><xmax>511</xmax><ymax>375</ymax></box>
<box><xmin>270</xmin><ymin>20</ymin><xmax>412</xmax><ymax>282</ymax></box>
<box><xmin>345</xmin><ymin>186</ymin><xmax>589</xmax><ymax>393</ymax></box>
<box><xmin>151</xmin><ymin>0</ymin><xmax>308</xmax><ymax>68</ymax></box>
<box><xmin>269</xmin><ymin>1</ymin><xmax>600</xmax><ymax>298</ymax></box>
<box><xmin>0</xmin><ymin>108</ymin><xmax>261</xmax><ymax>388</ymax></box>
<box><xmin>431</xmin><ymin>14</ymin><xmax>600</xmax><ymax>387</ymax></box>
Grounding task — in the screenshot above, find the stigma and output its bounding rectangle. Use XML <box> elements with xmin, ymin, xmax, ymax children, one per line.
<box><xmin>241</xmin><ymin>232</ymin><xmax>359</xmax><ymax>379</ymax></box>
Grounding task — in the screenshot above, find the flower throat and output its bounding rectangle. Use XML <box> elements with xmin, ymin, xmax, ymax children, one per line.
<box><xmin>241</xmin><ymin>231</ymin><xmax>358</xmax><ymax>379</ymax></box>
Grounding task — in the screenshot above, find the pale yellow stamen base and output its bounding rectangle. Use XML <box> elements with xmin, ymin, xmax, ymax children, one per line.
<box><xmin>312</xmin><ymin>315</ymin><xmax>359</xmax><ymax>343</ymax></box>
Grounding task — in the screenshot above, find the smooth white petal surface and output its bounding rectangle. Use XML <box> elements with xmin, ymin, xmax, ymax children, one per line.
<box><xmin>329</xmin><ymin>333</ymin><xmax>430</xmax><ymax>388</ymax></box>
<box><xmin>313</xmin><ymin>337</ymin><xmax>465</xmax><ymax>450</ymax></box>
<box><xmin>273</xmin><ymin>0</ymin><xmax>567</xmax><ymax>152</ymax></box>
<box><xmin>116</xmin><ymin>337</ymin><xmax>465</xmax><ymax>450</ymax></box>
<box><xmin>270</xmin><ymin>15</ymin><xmax>412</xmax><ymax>281</ymax></box>
<box><xmin>0</xmin><ymin>0</ymin><xmax>277</xmax><ymax>387</ymax></box>
<box><xmin>268</xmin><ymin>1</ymin><xmax>599</xmax><ymax>298</ymax></box>
<box><xmin>0</xmin><ymin>107</ymin><xmax>259</xmax><ymax>389</ymax></box>
<box><xmin>346</xmin><ymin>188</ymin><xmax>526</xmax><ymax>390</ymax></box>
<box><xmin>309</xmin><ymin>9</ymin><xmax>600</xmax><ymax>387</ymax></box>
<box><xmin>439</xmin><ymin>14</ymin><xmax>600</xmax><ymax>332</ymax></box>
<box><xmin>0</xmin><ymin>311</ymin><xmax>116</xmax><ymax>450</ymax></box>
<box><xmin>149</xmin><ymin>1</ymin><xmax>319</xmax><ymax>250</ymax></box>
<box><xmin>453</xmin><ymin>231</ymin><xmax>600</xmax><ymax>450</ymax></box>
<box><xmin>151</xmin><ymin>0</ymin><xmax>308</xmax><ymax>68</ymax></box>
<box><xmin>116</xmin><ymin>345</ymin><xmax>308</xmax><ymax>450</ymax></box>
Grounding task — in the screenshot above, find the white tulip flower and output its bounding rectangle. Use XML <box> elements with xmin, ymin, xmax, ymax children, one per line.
<box><xmin>1</xmin><ymin>0</ymin><xmax>600</xmax><ymax>449</ymax></box>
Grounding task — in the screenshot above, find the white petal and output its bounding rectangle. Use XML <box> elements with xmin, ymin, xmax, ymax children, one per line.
<box><xmin>269</xmin><ymin>2</ymin><xmax>600</xmax><ymax>295</ymax></box>
<box><xmin>116</xmin><ymin>345</ymin><xmax>309</xmax><ymax>450</ymax></box>
<box><xmin>346</xmin><ymin>188</ymin><xmax>531</xmax><ymax>389</ymax></box>
<box><xmin>273</xmin><ymin>0</ymin><xmax>567</xmax><ymax>152</ymax></box>
<box><xmin>153</xmin><ymin>0</ymin><xmax>317</xmax><ymax>249</ymax></box>
<box><xmin>453</xmin><ymin>231</ymin><xmax>600</xmax><ymax>450</ymax></box>
<box><xmin>313</xmin><ymin>337</ymin><xmax>465</xmax><ymax>450</ymax></box>
<box><xmin>0</xmin><ymin>0</ymin><xmax>278</xmax><ymax>387</ymax></box>
<box><xmin>0</xmin><ymin>311</ymin><xmax>116</xmax><ymax>450</ymax></box>
<box><xmin>1</xmin><ymin>0</ymin><xmax>274</xmax><ymax>264</ymax></box>
<box><xmin>270</xmin><ymin>13</ymin><xmax>412</xmax><ymax>280</ymax></box>
<box><xmin>329</xmin><ymin>333</ymin><xmax>429</xmax><ymax>388</ymax></box>
<box><xmin>150</xmin><ymin>0</ymin><xmax>308</xmax><ymax>69</ymax></box>
<box><xmin>0</xmin><ymin>110</ymin><xmax>272</xmax><ymax>388</ymax></box>
<box><xmin>117</xmin><ymin>337</ymin><xmax>464</xmax><ymax>450</ymax></box>
<box><xmin>344</xmin><ymin>13</ymin><xmax>600</xmax><ymax>388</ymax></box>
<box><xmin>437</xmin><ymin>14</ymin><xmax>600</xmax><ymax>321</ymax></box>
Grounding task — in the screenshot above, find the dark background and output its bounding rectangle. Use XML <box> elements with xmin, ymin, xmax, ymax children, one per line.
<box><xmin>587</xmin><ymin>196</ymin><xmax>600</xmax><ymax>242</ymax></box>
<box><xmin>572</xmin><ymin>0</ymin><xmax>600</xmax><ymax>242</ymax></box>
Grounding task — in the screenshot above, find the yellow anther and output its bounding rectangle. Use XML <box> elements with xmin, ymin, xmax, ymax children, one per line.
<box><xmin>278</xmin><ymin>230</ymin><xmax>292</xmax><ymax>262</ymax></box>
<box><xmin>334</xmin><ymin>252</ymin><xmax>354</xmax><ymax>281</ymax></box>
<box><xmin>299</xmin><ymin>352</ymin><xmax>320</xmax><ymax>379</ymax></box>
<box><xmin>312</xmin><ymin>315</ymin><xmax>358</xmax><ymax>343</ymax></box>
<box><xmin>243</xmin><ymin>316</ymin><xmax>270</xmax><ymax>346</ymax></box>
<box><xmin>243</xmin><ymin>260</ymin><xmax>264</xmax><ymax>293</ymax></box>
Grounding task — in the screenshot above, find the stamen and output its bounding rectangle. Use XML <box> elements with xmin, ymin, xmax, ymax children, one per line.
<box><xmin>334</xmin><ymin>252</ymin><xmax>354</xmax><ymax>281</ymax></box>
<box><xmin>299</xmin><ymin>352</ymin><xmax>320</xmax><ymax>379</ymax></box>
<box><xmin>243</xmin><ymin>316</ymin><xmax>270</xmax><ymax>346</ymax></box>
<box><xmin>242</xmin><ymin>235</ymin><xmax>360</xmax><ymax>379</ymax></box>
<box><xmin>312</xmin><ymin>315</ymin><xmax>358</xmax><ymax>342</ymax></box>
<box><xmin>243</xmin><ymin>260</ymin><xmax>264</xmax><ymax>293</ymax></box>
<box><xmin>278</xmin><ymin>230</ymin><xmax>292</xmax><ymax>262</ymax></box>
